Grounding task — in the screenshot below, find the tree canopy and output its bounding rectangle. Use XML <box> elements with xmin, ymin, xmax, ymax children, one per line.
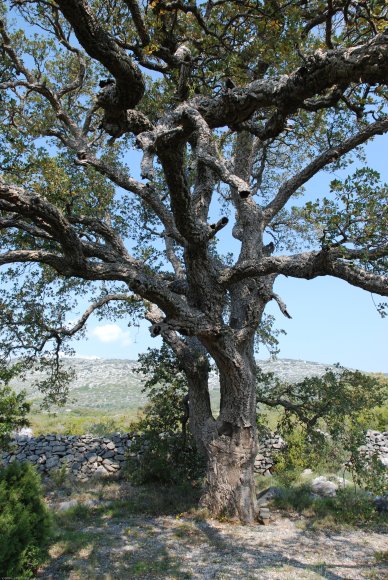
<box><xmin>0</xmin><ymin>0</ymin><xmax>387</xmax><ymax>522</ymax></box>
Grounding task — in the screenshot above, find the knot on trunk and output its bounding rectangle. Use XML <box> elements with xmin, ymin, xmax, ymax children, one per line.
<box><xmin>217</xmin><ymin>421</ymin><xmax>234</xmax><ymax>437</ymax></box>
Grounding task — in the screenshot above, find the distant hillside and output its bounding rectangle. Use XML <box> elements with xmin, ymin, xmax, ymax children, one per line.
<box><xmin>9</xmin><ymin>357</ymin><xmax>345</xmax><ymax>413</ymax></box>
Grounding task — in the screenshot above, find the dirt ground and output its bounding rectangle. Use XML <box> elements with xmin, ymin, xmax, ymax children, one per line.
<box><xmin>38</xmin><ymin>482</ymin><xmax>388</xmax><ymax>580</ymax></box>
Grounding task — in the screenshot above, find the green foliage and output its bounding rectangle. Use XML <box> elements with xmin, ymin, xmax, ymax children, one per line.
<box><xmin>272</xmin><ymin>483</ymin><xmax>387</xmax><ymax>529</ymax></box>
<box><xmin>0</xmin><ymin>363</ymin><xmax>30</xmax><ymax>447</ymax></box>
<box><xmin>127</xmin><ymin>345</ymin><xmax>206</xmax><ymax>485</ymax></box>
<box><xmin>301</xmin><ymin>168</ymin><xmax>388</xmax><ymax>271</ymax></box>
<box><xmin>0</xmin><ymin>462</ymin><xmax>51</xmax><ymax>577</ymax></box>
<box><xmin>347</xmin><ymin>448</ymin><xmax>387</xmax><ymax>496</ymax></box>
<box><xmin>257</xmin><ymin>367</ymin><xmax>387</xmax><ymax>488</ymax></box>
<box><xmin>136</xmin><ymin>344</ymin><xmax>190</xmax><ymax>434</ymax></box>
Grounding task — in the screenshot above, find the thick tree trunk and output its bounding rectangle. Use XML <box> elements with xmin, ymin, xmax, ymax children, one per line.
<box><xmin>200</xmin><ymin>423</ymin><xmax>257</xmax><ymax>523</ymax></box>
<box><xmin>199</xmin><ymin>342</ymin><xmax>258</xmax><ymax>523</ymax></box>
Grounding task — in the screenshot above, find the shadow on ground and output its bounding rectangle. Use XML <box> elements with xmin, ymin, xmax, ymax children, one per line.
<box><xmin>39</xmin><ymin>481</ymin><xmax>388</xmax><ymax>579</ymax></box>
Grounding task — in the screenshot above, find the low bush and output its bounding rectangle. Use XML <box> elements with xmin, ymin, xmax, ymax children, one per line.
<box><xmin>0</xmin><ymin>383</ymin><xmax>30</xmax><ymax>447</ymax></box>
<box><xmin>0</xmin><ymin>462</ymin><xmax>52</xmax><ymax>577</ymax></box>
<box><xmin>272</xmin><ymin>482</ymin><xmax>388</xmax><ymax>529</ymax></box>
<box><xmin>127</xmin><ymin>345</ymin><xmax>206</xmax><ymax>485</ymax></box>
<box><xmin>126</xmin><ymin>431</ymin><xmax>205</xmax><ymax>485</ymax></box>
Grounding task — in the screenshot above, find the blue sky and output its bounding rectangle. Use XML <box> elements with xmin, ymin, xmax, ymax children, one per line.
<box><xmin>73</xmin><ymin>134</ymin><xmax>388</xmax><ymax>373</ymax></box>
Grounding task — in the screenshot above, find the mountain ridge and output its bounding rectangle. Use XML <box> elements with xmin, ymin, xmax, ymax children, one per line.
<box><xmin>9</xmin><ymin>357</ymin><xmax>358</xmax><ymax>413</ymax></box>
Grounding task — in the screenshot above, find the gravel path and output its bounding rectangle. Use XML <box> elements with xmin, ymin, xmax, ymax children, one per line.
<box><xmin>40</xmin><ymin>509</ymin><xmax>388</xmax><ymax>579</ymax></box>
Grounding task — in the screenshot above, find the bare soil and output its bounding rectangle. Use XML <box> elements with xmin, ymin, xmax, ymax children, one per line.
<box><xmin>38</xmin><ymin>481</ymin><xmax>388</xmax><ymax>580</ymax></box>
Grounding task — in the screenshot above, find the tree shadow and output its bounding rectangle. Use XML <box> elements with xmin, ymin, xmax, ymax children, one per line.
<box><xmin>39</xmin><ymin>484</ymin><xmax>387</xmax><ymax>579</ymax></box>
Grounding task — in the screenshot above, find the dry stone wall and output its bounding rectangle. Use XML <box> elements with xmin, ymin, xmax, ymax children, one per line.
<box><xmin>1</xmin><ymin>429</ymin><xmax>387</xmax><ymax>480</ymax></box>
<box><xmin>359</xmin><ymin>430</ymin><xmax>388</xmax><ymax>467</ymax></box>
<box><xmin>1</xmin><ymin>433</ymin><xmax>133</xmax><ymax>481</ymax></box>
<box><xmin>255</xmin><ymin>432</ymin><xmax>286</xmax><ymax>475</ymax></box>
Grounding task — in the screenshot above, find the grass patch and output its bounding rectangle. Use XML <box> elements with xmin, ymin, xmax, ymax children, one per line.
<box><xmin>374</xmin><ymin>550</ymin><xmax>388</xmax><ymax>564</ymax></box>
<box><xmin>272</xmin><ymin>483</ymin><xmax>314</xmax><ymax>513</ymax></box>
<box><xmin>99</xmin><ymin>481</ymin><xmax>201</xmax><ymax>519</ymax></box>
<box><xmin>28</xmin><ymin>408</ymin><xmax>140</xmax><ymax>435</ymax></box>
<box><xmin>271</xmin><ymin>482</ymin><xmax>388</xmax><ymax>530</ymax></box>
<box><xmin>129</xmin><ymin>550</ymin><xmax>191</xmax><ymax>578</ymax></box>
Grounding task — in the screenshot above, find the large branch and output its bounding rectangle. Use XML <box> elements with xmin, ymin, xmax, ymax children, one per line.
<box><xmin>0</xmin><ymin>179</ymin><xmax>85</xmax><ymax>267</ymax></box>
<box><xmin>0</xmin><ymin>179</ymin><xmax>219</xmax><ymax>332</ymax></box>
<box><xmin>76</xmin><ymin>153</ymin><xmax>183</xmax><ymax>243</ymax></box>
<box><xmin>193</xmin><ymin>30</ymin><xmax>388</xmax><ymax>131</ymax></box>
<box><xmin>264</xmin><ymin>116</ymin><xmax>388</xmax><ymax>222</ymax></box>
<box><xmin>220</xmin><ymin>250</ymin><xmax>388</xmax><ymax>296</ymax></box>
<box><xmin>55</xmin><ymin>0</ymin><xmax>145</xmax><ymax>111</ymax></box>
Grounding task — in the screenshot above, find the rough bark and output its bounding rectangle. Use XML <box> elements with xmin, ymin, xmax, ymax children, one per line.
<box><xmin>199</xmin><ymin>342</ymin><xmax>259</xmax><ymax>523</ymax></box>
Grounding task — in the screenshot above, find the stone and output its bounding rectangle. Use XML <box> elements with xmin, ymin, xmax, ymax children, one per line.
<box><xmin>102</xmin><ymin>450</ymin><xmax>115</xmax><ymax>459</ymax></box>
<box><xmin>15</xmin><ymin>453</ymin><xmax>27</xmax><ymax>460</ymax></box>
<box><xmin>310</xmin><ymin>476</ymin><xmax>338</xmax><ymax>497</ymax></box>
<box><xmin>52</xmin><ymin>445</ymin><xmax>66</xmax><ymax>453</ymax></box>
<box><xmin>46</xmin><ymin>457</ymin><xmax>60</xmax><ymax>469</ymax></box>
<box><xmin>301</xmin><ymin>469</ymin><xmax>313</xmax><ymax>477</ymax></box>
<box><xmin>106</xmin><ymin>442</ymin><xmax>116</xmax><ymax>450</ymax></box>
<box><xmin>257</xmin><ymin>487</ymin><xmax>281</xmax><ymax>506</ymax></box>
<box><xmin>105</xmin><ymin>464</ymin><xmax>119</xmax><ymax>472</ymax></box>
<box><xmin>94</xmin><ymin>465</ymin><xmax>108</xmax><ymax>477</ymax></box>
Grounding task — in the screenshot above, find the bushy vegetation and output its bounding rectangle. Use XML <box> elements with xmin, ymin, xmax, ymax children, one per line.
<box><xmin>0</xmin><ymin>462</ymin><xmax>51</xmax><ymax>577</ymax></box>
<box><xmin>272</xmin><ymin>483</ymin><xmax>388</xmax><ymax>529</ymax></box>
<box><xmin>0</xmin><ymin>364</ymin><xmax>30</xmax><ymax>447</ymax></box>
<box><xmin>257</xmin><ymin>367</ymin><xmax>388</xmax><ymax>492</ymax></box>
<box><xmin>127</xmin><ymin>345</ymin><xmax>206</xmax><ymax>485</ymax></box>
<box><xmin>126</xmin><ymin>347</ymin><xmax>387</xmax><ymax>496</ymax></box>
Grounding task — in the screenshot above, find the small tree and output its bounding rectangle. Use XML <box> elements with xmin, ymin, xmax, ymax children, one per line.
<box><xmin>0</xmin><ymin>462</ymin><xmax>51</xmax><ymax>577</ymax></box>
<box><xmin>257</xmin><ymin>368</ymin><xmax>387</xmax><ymax>487</ymax></box>
<box><xmin>0</xmin><ymin>364</ymin><xmax>30</xmax><ymax>448</ymax></box>
<box><xmin>128</xmin><ymin>344</ymin><xmax>206</xmax><ymax>484</ymax></box>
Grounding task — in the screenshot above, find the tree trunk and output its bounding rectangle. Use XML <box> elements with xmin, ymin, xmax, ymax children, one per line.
<box><xmin>201</xmin><ymin>423</ymin><xmax>257</xmax><ymax>523</ymax></box>
<box><xmin>199</xmin><ymin>342</ymin><xmax>258</xmax><ymax>523</ymax></box>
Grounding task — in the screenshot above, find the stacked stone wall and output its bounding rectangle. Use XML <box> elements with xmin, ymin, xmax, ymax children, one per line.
<box><xmin>359</xmin><ymin>430</ymin><xmax>388</xmax><ymax>467</ymax></box>
<box><xmin>1</xmin><ymin>432</ymin><xmax>133</xmax><ymax>481</ymax></box>
<box><xmin>1</xmin><ymin>429</ymin><xmax>387</xmax><ymax>480</ymax></box>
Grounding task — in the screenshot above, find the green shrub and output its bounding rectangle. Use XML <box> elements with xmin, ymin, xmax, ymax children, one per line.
<box><xmin>272</xmin><ymin>483</ymin><xmax>387</xmax><ymax>528</ymax></box>
<box><xmin>313</xmin><ymin>487</ymin><xmax>383</xmax><ymax>527</ymax></box>
<box><xmin>0</xmin><ymin>384</ymin><xmax>30</xmax><ymax>448</ymax></box>
<box><xmin>0</xmin><ymin>462</ymin><xmax>51</xmax><ymax>577</ymax></box>
<box><xmin>257</xmin><ymin>368</ymin><xmax>387</xmax><ymax>488</ymax></box>
<box><xmin>127</xmin><ymin>431</ymin><xmax>205</xmax><ymax>485</ymax></box>
<box><xmin>127</xmin><ymin>345</ymin><xmax>206</xmax><ymax>485</ymax></box>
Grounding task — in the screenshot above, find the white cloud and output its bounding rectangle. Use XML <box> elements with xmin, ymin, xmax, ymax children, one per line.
<box><xmin>89</xmin><ymin>324</ymin><xmax>132</xmax><ymax>347</ymax></box>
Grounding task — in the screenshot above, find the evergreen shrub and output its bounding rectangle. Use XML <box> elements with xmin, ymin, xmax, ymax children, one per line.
<box><xmin>0</xmin><ymin>462</ymin><xmax>51</xmax><ymax>577</ymax></box>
